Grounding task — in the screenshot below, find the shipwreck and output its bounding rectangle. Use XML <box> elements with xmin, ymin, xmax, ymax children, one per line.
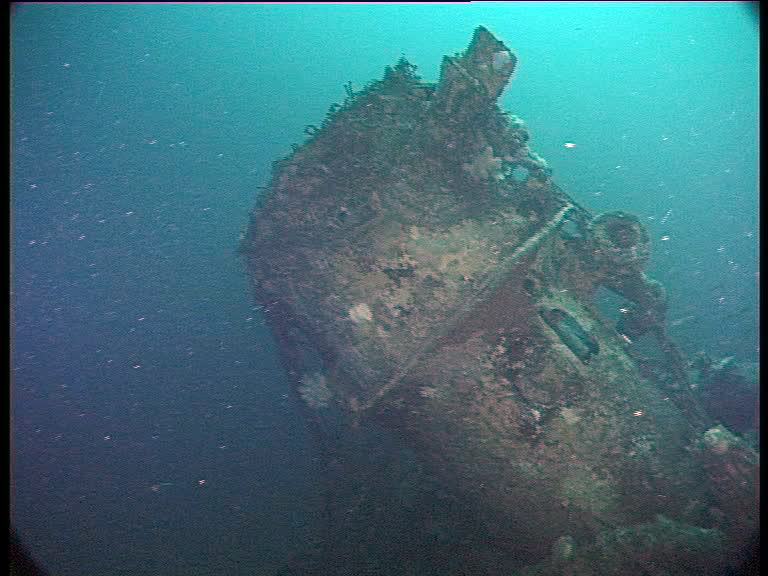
<box><xmin>241</xmin><ymin>27</ymin><xmax>758</xmax><ymax>575</ymax></box>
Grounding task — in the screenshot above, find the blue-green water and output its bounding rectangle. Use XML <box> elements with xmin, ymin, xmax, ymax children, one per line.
<box><xmin>11</xmin><ymin>4</ymin><xmax>758</xmax><ymax>575</ymax></box>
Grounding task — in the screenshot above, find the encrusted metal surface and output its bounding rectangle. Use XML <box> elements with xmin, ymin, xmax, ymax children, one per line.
<box><xmin>243</xmin><ymin>26</ymin><xmax>758</xmax><ymax>576</ymax></box>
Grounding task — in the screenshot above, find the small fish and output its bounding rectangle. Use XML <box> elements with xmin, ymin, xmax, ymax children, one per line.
<box><xmin>670</xmin><ymin>315</ymin><xmax>696</xmax><ymax>327</ymax></box>
<box><xmin>149</xmin><ymin>482</ymin><xmax>174</xmax><ymax>492</ymax></box>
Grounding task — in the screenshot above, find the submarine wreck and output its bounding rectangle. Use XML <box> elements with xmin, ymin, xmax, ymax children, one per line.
<box><xmin>241</xmin><ymin>27</ymin><xmax>758</xmax><ymax>576</ymax></box>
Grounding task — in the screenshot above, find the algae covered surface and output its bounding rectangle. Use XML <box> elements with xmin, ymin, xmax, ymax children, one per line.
<box><xmin>244</xmin><ymin>25</ymin><xmax>757</xmax><ymax>576</ymax></box>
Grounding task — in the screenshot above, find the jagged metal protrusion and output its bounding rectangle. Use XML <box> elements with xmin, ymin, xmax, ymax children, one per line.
<box><xmin>433</xmin><ymin>26</ymin><xmax>517</xmax><ymax>116</ymax></box>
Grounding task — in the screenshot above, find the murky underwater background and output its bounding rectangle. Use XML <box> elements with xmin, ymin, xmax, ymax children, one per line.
<box><xmin>11</xmin><ymin>3</ymin><xmax>758</xmax><ymax>575</ymax></box>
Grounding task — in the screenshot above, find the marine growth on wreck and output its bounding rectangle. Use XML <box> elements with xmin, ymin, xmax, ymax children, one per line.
<box><xmin>241</xmin><ymin>26</ymin><xmax>758</xmax><ymax>576</ymax></box>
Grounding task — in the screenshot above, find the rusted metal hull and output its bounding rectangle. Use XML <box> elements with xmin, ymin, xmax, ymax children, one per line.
<box><xmin>243</xmin><ymin>27</ymin><xmax>757</xmax><ymax>575</ymax></box>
